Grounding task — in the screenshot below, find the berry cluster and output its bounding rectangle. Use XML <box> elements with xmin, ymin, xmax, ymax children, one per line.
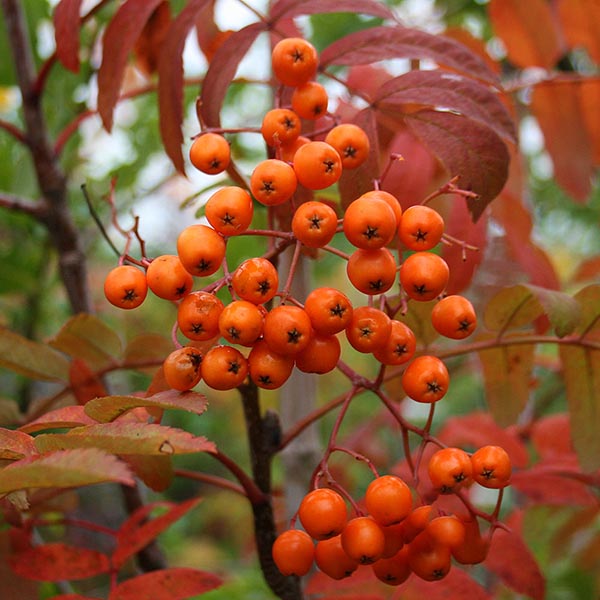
<box><xmin>102</xmin><ymin>36</ymin><xmax>512</xmax><ymax>586</ymax></box>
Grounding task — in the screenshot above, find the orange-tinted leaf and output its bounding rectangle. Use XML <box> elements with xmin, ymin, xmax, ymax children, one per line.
<box><xmin>34</xmin><ymin>423</ymin><xmax>216</xmax><ymax>456</ymax></box>
<box><xmin>404</xmin><ymin>110</ymin><xmax>509</xmax><ymax>221</ymax></box>
<box><xmin>98</xmin><ymin>0</ymin><xmax>164</xmax><ymax>131</ymax></box>
<box><xmin>269</xmin><ymin>0</ymin><xmax>394</xmax><ymax>21</ymax></box>
<box><xmin>488</xmin><ymin>0</ymin><xmax>564</xmax><ymax>68</ymax></box>
<box><xmin>69</xmin><ymin>358</ymin><xmax>108</xmax><ymax>405</ymax></box>
<box><xmin>0</xmin><ymin>428</ymin><xmax>35</xmax><ymax>460</ymax></box>
<box><xmin>108</xmin><ymin>567</ymin><xmax>222</xmax><ymax>600</ymax></box>
<box><xmin>391</xmin><ymin>568</ymin><xmax>492</xmax><ymax>599</ymax></box>
<box><xmin>531</xmin><ymin>78</ymin><xmax>595</xmax><ymax>201</ymax></box>
<box><xmin>557</xmin><ymin>0</ymin><xmax>600</xmax><ymax>63</ymax></box>
<box><xmin>199</xmin><ymin>21</ymin><xmax>265</xmax><ymax>128</ymax></box>
<box><xmin>437</xmin><ymin>412</ymin><xmax>529</xmax><ymax>468</ymax></box>
<box><xmin>134</xmin><ymin>1</ymin><xmax>171</xmax><ymax>75</ymax></box>
<box><xmin>0</xmin><ymin>448</ymin><xmax>134</xmax><ymax>494</ymax></box>
<box><xmin>484</xmin><ymin>284</ymin><xmax>580</xmax><ymax>337</ymax></box>
<box><xmin>443</xmin><ymin>26</ymin><xmax>501</xmax><ymax>76</ymax></box>
<box><xmin>9</xmin><ymin>543</ymin><xmax>110</xmax><ymax>581</ymax></box>
<box><xmin>580</xmin><ymin>78</ymin><xmax>600</xmax><ymax>165</ymax></box>
<box><xmin>122</xmin><ymin>333</ymin><xmax>171</xmax><ymax>373</ymax></box>
<box><xmin>49</xmin><ymin>314</ymin><xmax>122</xmax><ymax>371</ymax></box>
<box><xmin>113</xmin><ymin>498</ymin><xmax>202</xmax><ymax>568</ymax></box>
<box><xmin>0</xmin><ymin>328</ymin><xmax>70</xmax><ymax>382</ymax></box>
<box><xmin>478</xmin><ymin>334</ymin><xmax>536</xmax><ymax>426</ymax></box>
<box><xmin>559</xmin><ymin>343</ymin><xmax>600</xmax><ymax>472</ymax></box>
<box><xmin>320</xmin><ymin>26</ymin><xmax>499</xmax><ymax>86</ymax></box>
<box><xmin>398</xmin><ymin>299</ymin><xmax>439</xmax><ymax>349</ymax></box>
<box><xmin>122</xmin><ymin>454</ymin><xmax>173</xmax><ymax>492</ymax></box>
<box><xmin>0</xmin><ymin>530</ymin><xmax>40</xmax><ymax>600</ymax></box>
<box><xmin>19</xmin><ymin>405</ymin><xmax>97</xmax><ymax>434</ymax></box>
<box><xmin>375</xmin><ymin>69</ymin><xmax>516</xmax><ymax>144</ymax></box>
<box><xmin>485</xmin><ymin>511</ymin><xmax>545</xmax><ymax>600</ymax></box>
<box><xmin>84</xmin><ymin>390</ymin><xmax>209</xmax><ymax>423</ymax></box>
<box><xmin>53</xmin><ymin>0</ymin><xmax>82</xmax><ymax>73</ymax></box>
<box><xmin>158</xmin><ymin>0</ymin><xmax>215</xmax><ymax>173</ymax></box>
<box><xmin>574</xmin><ymin>256</ymin><xmax>600</xmax><ymax>283</ymax></box>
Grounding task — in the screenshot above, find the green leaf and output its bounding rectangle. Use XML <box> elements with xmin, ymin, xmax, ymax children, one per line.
<box><xmin>560</xmin><ymin>344</ymin><xmax>600</xmax><ymax>472</ymax></box>
<box><xmin>0</xmin><ymin>448</ymin><xmax>135</xmax><ymax>495</ymax></box>
<box><xmin>484</xmin><ymin>284</ymin><xmax>580</xmax><ymax>337</ymax></box>
<box><xmin>48</xmin><ymin>314</ymin><xmax>122</xmax><ymax>370</ymax></box>
<box><xmin>478</xmin><ymin>334</ymin><xmax>536</xmax><ymax>426</ymax></box>
<box><xmin>34</xmin><ymin>423</ymin><xmax>217</xmax><ymax>456</ymax></box>
<box><xmin>84</xmin><ymin>390</ymin><xmax>209</xmax><ymax>423</ymax></box>
<box><xmin>0</xmin><ymin>328</ymin><xmax>70</xmax><ymax>382</ymax></box>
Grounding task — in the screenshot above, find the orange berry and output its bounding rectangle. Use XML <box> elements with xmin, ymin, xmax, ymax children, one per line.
<box><xmin>177</xmin><ymin>224</ymin><xmax>226</xmax><ymax>277</ymax></box>
<box><xmin>261</xmin><ymin>108</ymin><xmax>301</xmax><ymax>147</ymax></box>
<box><xmin>431</xmin><ymin>295</ymin><xmax>477</xmax><ymax>339</ymax></box>
<box><xmin>346</xmin><ymin>247</ymin><xmax>397</xmax><ymax>295</ymax></box>
<box><xmin>271</xmin><ymin>37</ymin><xmax>318</xmax><ymax>87</ymax></box>
<box><xmin>372</xmin><ymin>320</ymin><xmax>416</xmax><ymax>366</ymax></box>
<box><xmin>204</xmin><ymin>186</ymin><xmax>254</xmax><ymax>236</ymax></box>
<box><xmin>343</xmin><ymin>195</ymin><xmax>397</xmax><ymax>249</ymax></box>
<box><xmin>427</xmin><ymin>447</ymin><xmax>473</xmax><ymax>494</ymax></box>
<box><xmin>325</xmin><ymin>123</ymin><xmax>370</xmax><ymax>169</ymax></box>
<box><xmin>146</xmin><ymin>255</ymin><xmax>193</xmax><ymax>301</ymax></box>
<box><xmin>298</xmin><ymin>488</ymin><xmax>348</xmax><ymax>540</ymax></box>
<box><xmin>250</xmin><ymin>159</ymin><xmax>297</xmax><ymax>206</ymax></box>
<box><xmin>304</xmin><ymin>287</ymin><xmax>353</xmax><ymax>335</ymax></box>
<box><xmin>263</xmin><ymin>304</ymin><xmax>312</xmax><ymax>356</ymax></box>
<box><xmin>341</xmin><ymin>516</ymin><xmax>385</xmax><ymax>565</ymax></box>
<box><xmin>189</xmin><ymin>132</ymin><xmax>230</xmax><ymax>174</ymax></box>
<box><xmin>365</xmin><ymin>475</ymin><xmax>413</xmax><ymax>527</ymax></box>
<box><xmin>400</xmin><ymin>251</ymin><xmax>449</xmax><ymax>301</ymax></box>
<box><xmin>470</xmin><ymin>445</ymin><xmax>512</xmax><ymax>489</ymax></box>
<box><xmin>401</xmin><ymin>355</ymin><xmax>450</xmax><ymax>403</ymax></box>
<box><xmin>399</xmin><ymin>205</ymin><xmax>444</xmax><ymax>251</ymax></box>
<box><xmin>247</xmin><ymin>339</ymin><xmax>295</xmax><ymax>389</ymax></box>
<box><xmin>104</xmin><ymin>265</ymin><xmax>148</xmax><ymax>309</ymax></box>
<box><xmin>163</xmin><ymin>346</ymin><xmax>203</xmax><ymax>391</ymax></box>
<box><xmin>293</xmin><ymin>141</ymin><xmax>342</xmax><ymax>190</ymax></box>
<box><xmin>292</xmin><ymin>200</ymin><xmax>338</xmax><ymax>248</ymax></box>
<box><xmin>291</xmin><ymin>81</ymin><xmax>328</xmax><ymax>119</ymax></box>
<box><xmin>272</xmin><ymin>529</ymin><xmax>314</xmax><ymax>577</ymax></box>
<box><xmin>177</xmin><ymin>291</ymin><xmax>224</xmax><ymax>341</ymax></box>
<box><xmin>200</xmin><ymin>345</ymin><xmax>248</xmax><ymax>391</ymax></box>
<box><xmin>231</xmin><ymin>257</ymin><xmax>279</xmax><ymax>305</ymax></box>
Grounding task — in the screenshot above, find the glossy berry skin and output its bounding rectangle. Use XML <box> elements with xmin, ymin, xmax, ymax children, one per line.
<box><xmin>345</xmin><ymin>306</ymin><xmax>392</xmax><ymax>354</ymax></box>
<box><xmin>271</xmin><ymin>37</ymin><xmax>318</xmax><ymax>87</ymax></box>
<box><xmin>325</xmin><ymin>123</ymin><xmax>370</xmax><ymax>170</ymax></box>
<box><xmin>218</xmin><ymin>299</ymin><xmax>264</xmax><ymax>347</ymax></box>
<box><xmin>365</xmin><ymin>475</ymin><xmax>413</xmax><ymax>527</ymax></box>
<box><xmin>314</xmin><ymin>535</ymin><xmax>358</xmax><ymax>580</ymax></box>
<box><xmin>292</xmin><ymin>201</ymin><xmax>338</xmax><ymax>248</ymax></box>
<box><xmin>200</xmin><ymin>345</ymin><xmax>248</xmax><ymax>391</ymax></box>
<box><xmin>401</xmin><ymin>355</ymin><xmax>450</xmax><ymax>403</ymax></box>
<box><xmin>145</xmin><ymin>255</ymin><xmax>193</xmax><ymax>301</ymax></box>
<box><xmin>372</xmin><ymin>545</ymin><xmax>411</xmax><ymax>586</ymax></box>
<box><xmin>341</xmin><ymin>516</ymin><xmax>385</xmax><ymax>565</ymax></box>
<box><xmin>426</xmin><ymin>515</ymin><xmax>466</xmax><ymax>549</ymax></box>
<box><xmin>346</xmin><ymin>247</ymin><xmax>397</xmax><ymax>296</ymax></box>
<box><xmin>295</xmin><ymin>332</ymin><xmax>341</xmax><ymax>374</ymax></box>
<box><xmin>177</xmin><ymin>291</ymin><xmax>224</xmax><ymax>341</ymax></box>
<box><xmin>291</xmin><ymin>81</ymin><xmax>328</xmax><ymax>119</ymax></box>
<box><xmin>304</xmin><ymin>287</ymin><xmax>353</xmax><ymax>335</ymax></box>
<box><xmin>272</xmin><ymin>529</ymin><xmax>314</xmax><ymax>576</ymax></box>
<box><xmin>247</xmin><ymin>339</ymin><xmax>295</xmax><ymax>390</ymax></box>
<box><xmin>470</xmin><ymin>445</ymin><xmax>512</xmax><ymax>489</ymax></box>
<box><xmin>451</xmin><ymin>515</ymin><xmax>489</xmax><ymax>565</ymax></box>
<box><xmin>298</xmin><ymin>488</ymin><xmax>348</xmax><ymax>540</ymax></box>
<box><xmin>398</xmin><ymin>204</ymin><xmax>444</xmax><ymax>251</ymax></box>
<box><xmin>400</xmin><ymin>251</ymin><xmax>449</xmax><ymax>301</ymax></box>
<box><xmin>431</xmin><ymin>295</ymin><xmax>477</xmax><ymax>339</ymax></box>
<box><xmin>189</xmin><ymin>132</ymin><xmax>230</xmax><ymax>174</ymax></box>
<box><xmin>263</xmin><ymin>305</ymin><xmax>312</xmax><ymax>356</ymax></box>
<box><xmin>250</xmin><ymin>159</ymin><xmax>297</xmax><ymax>206</ymax></box>
<box><xmin>293</xmin><ymin>141</ymin><xmax>342</xmax><ymax>190</ymax></box>
<box><xmin>428</xmin><ymin>447</ymin><xmax>473</xmax><ymax>494</ymax></box>
<box><xmin>261</xmin><ymin>108</ymin><xmax>301</xmax><ymax>146</ymax></box>
<box><xmin>372</xmin><ymin>320</ymin><xmax>417</xmax><ymax>366</ymax></box>
<box><xmin>104</xmin><ymin>265</ymin><xmax>148</xmax><ymax>309</ymax></box>
<box><xmin>204</xmin><ymin>186</ymin><xmax>254</xmax><ymax>236</ymax></box>
<box><xmin>177</xmin><ymin>224</ymin><xmax>226</xmax><ymax>278</ymax></box>
<box><xmin>231</xmin><ymin>257</ymin><xmax>279</xmax><ymax>305</ymax></box>
<box><xmin>163</xmin><ymin>347</ymin><xmax>203</xmax><ymax>391</ymax></box>
<box><xmin>408</xmin><ymin>531</ymin><xmax>451</xmax><ymax>582</ymax></box>
<box><xmin>343</xmin><ymin>195</ymin><xmax>397</xmax><ymax>250</ymax></box>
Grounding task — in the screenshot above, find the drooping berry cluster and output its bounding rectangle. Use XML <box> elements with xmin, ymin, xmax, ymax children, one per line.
<box><xmin>102</xmin><ymin>35</ymin><xmax>511</xmax><ymax>586</ymax></box>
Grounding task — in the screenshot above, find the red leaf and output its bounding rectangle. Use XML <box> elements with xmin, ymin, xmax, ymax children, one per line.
<box><xmin>391</xmin><ymin>568</ymin><xmax>492</xmax><ymax>600</ymax></box>
<box><xmin>134</xmin><ymin>2</ymin><xmax>171</xmax><ymax>75</ymax></box>
<box><xmin>441</xmin><ymin>194</ymin><xmax>487</xmax><ymax>294</ymax></box>
<box><xmin>530</xmin><ymin>413</ymin><xmax>573</xmax><ymax>460</ymax></box>
<box><xmin>113</xmin><ymin>498</ymin><xmax>202</xmax><ymax>568</ymax></box>
<box><xmin>98</xmin><ymin>0</ymin><xmax>164</xmax><ymax>131</ymax></box>
<box><xmin>108</xmin><ymin>568</ymin><xmax>222</xmax><ymax>600</ymax></box>
<box><xmin>436</xmin><ymin>412</ymin><xmax>529</xmax><ymax>469</ymax></box>
<box><xmin>69</xmin><ymin>358</ymin><xmax>108</xmax><ymax>405</ymax></box>
<box><xmin>52</xmin><ymin>595</ymin><xmax>100</xmax><ymax>600</ymax></box>
<box><xmin>53</xmin><ymin>0</ymin><xmax>83</xmax><ymax>73</ymax></box>
<box><xmin>9</xmin><ymin>543</ymin><xmax>110</xmax><ymax>581</ymax></box>
<box><xmin>158</xmin><ymin>0</ymin><xmax>217</xmax><ymax>173</ymax></box>
<box><xmin>199</xmin><ymin>22</ymin><xmax>266</xmax><ymax>128</ymax></box>
<box><xmin>531</xmin><ymin>77</ymin><xmax>597</xmax><ymax>201</ymax></box>
<box><xmin>269</xmin><ymin>0</ymin><xmax>395</xmax><ymax>21</ymax></box>
<box><xmin>375</xmin><ymin>69</ymin><xmax>516</xmax><ymax>144</ymax></box>
<box><xmin>19</xmin><ymin>405</ymin><xmax>97</xmax><ymax>434</ymax></box>
<box><xmin>485</xmin><ymin>512</ymin><xmax>546</xmax><ymax>600</ymax></box>
<box><xmin>488</xmin><ymin>0</ymin><xmax>565</xmax><ymax>68</ymax></box>
<box><xmin>121</xmin><ymin>454</ymin><xmax>173</xmax><ymax>492</ymax></box>
<box><xmin>557</xmin><ymin>0</ymin><xmax>600</xmax><ymax>63</ymax></box>
<box><xmin>404</xmin><ymin>110</ymin><xmax>509</xmax><ymax>220</ymax></box>
<box><xmin>320</xmin><ymin>26</ymin><xmax>499</xmax><ymax>86</ymax></box>
<box><xmin>0</xmin><ymin>428</ymin><xmax>35</xmax><ymax>460</ymax></box>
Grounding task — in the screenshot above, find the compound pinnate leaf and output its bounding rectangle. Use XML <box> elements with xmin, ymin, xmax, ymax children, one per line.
<box><xmin>19</xmin><ymin>405</ymin><xmax>97</xmax><ymax>434</ymax></box>
<box><xmin>49</xmin><ymin>313</ymin><xmax>122</xmax><ymax>371</ymax></box>
<box><xmin>34</xmin><ymin>422</ymin><xmax>216</xmax><ymax>456</ymax></box>
<box><xmin>53</xmin><ymin>0</ymin><xmax>83</xmax><ymax>73</ymax></box>
<box><xmin>0</xmin><ymin>328</ymin><xmax>70</xmax><ymax>382</ymax></box>
<box><xmin>484</xmin><ymin>284</ymin><xmax>581</xmax><ymax>338</ymax></box>
<box><xmin>9</xmin><ymin>543</ymin><xmax>110</xmax><ymax>582</ymax></box>
<box><xmin>0</xmin><ymin>448</ymin><xmax>134</xmax><ymax>494</ymax></box>
<box><xmin>199</xmin><ymin>22</ymin><xmax>265</xmax><ymax>128</ymax></box>
<box><xmin>404</xmin><ymin>109</ymin><xmax>509</xmax><ymax>220</ymax></box>
<box><xmin>320</xmin><ymin>25</ymin><xmax>499</xmax><ymax>86</ymax></box>
<box><xmin>0</xmin><ymin>427</ymin><xmax>36</xmax><ymax>460</ymax></box>
<box><xmin>97</xmin><ymin>0</ymin><xmax>164</xmax><ymax>131</ymax></box>
<box><xmin>557</xmin><ymin>0</ymin><xmax>600</xmax><ymax>63</ymax></box>
<box><xmin>488</xmin><ymin>0</ymin><xmax>564</xmax><ymax>69</ymax></box>
<box><xmin>375</xmin><ymin>69</ymin><xmax>517</xmax><ymax>144</ymax></box>
<box><xmin>84</xmin><ymin>390</ymin><xmax>209</xmax><ymax>423</ymax></box>
<box><xmin>158</xmin><ymin>0</ymin><xmax>214</xmax><ymax>173</ymax></box>
<box><xmin>113</xmin><ymin>498</ymin><xmax>202</xmax><ymax>568</ymax></box>
<box><xmin>108</xmin><ymin>567</ymin><xmax>222</xmax><ymax>600</ymax></box>
<box><xmin>478</xmin><ymin>334</ymin><xmax>536</xmax><ymax>427</ymax></box>
<box><xmin>269</xmin><ymin>0</ymin><xmax>395</xmax><ymax>21</ymax></box>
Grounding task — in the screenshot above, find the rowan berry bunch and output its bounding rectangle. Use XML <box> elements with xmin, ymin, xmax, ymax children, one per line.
<box><xmin>102</xmin><ymin>36</ymin><xmax>512</xmax><ymax>588</ymax></box>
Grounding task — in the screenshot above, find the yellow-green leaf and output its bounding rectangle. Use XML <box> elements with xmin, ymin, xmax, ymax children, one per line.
<box><xmin>478</xmin><ymin>334</ymin><xmax>536</xmax><ymax>426</ymax></box>
<box><xmin>0</xmin><ymin>448</ymin><xmax>134</xmax><ymax>494</ymax></box>
<box><xmin>34</xmin><ymin>423</ymin><xmax>216</xmax><ymax>456</ymax></box>
<box><xmin>84</xmin><ymin>390</ymin><xmax>209</xmax><ymax>423</ymax></box>
<box><xmin>484</xmin><ymin>284</ymin><xmax>580</xmax><ymax>337</ymax></box>
<box><xmin>48</xmin><ymin>314</ymin><xmax>122</xmax><ymax>371</ymax></box>
<box><xmin>0</xmin><ymin>328</ymin><xmax>70</xmax><ymax>382</ymax></box>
